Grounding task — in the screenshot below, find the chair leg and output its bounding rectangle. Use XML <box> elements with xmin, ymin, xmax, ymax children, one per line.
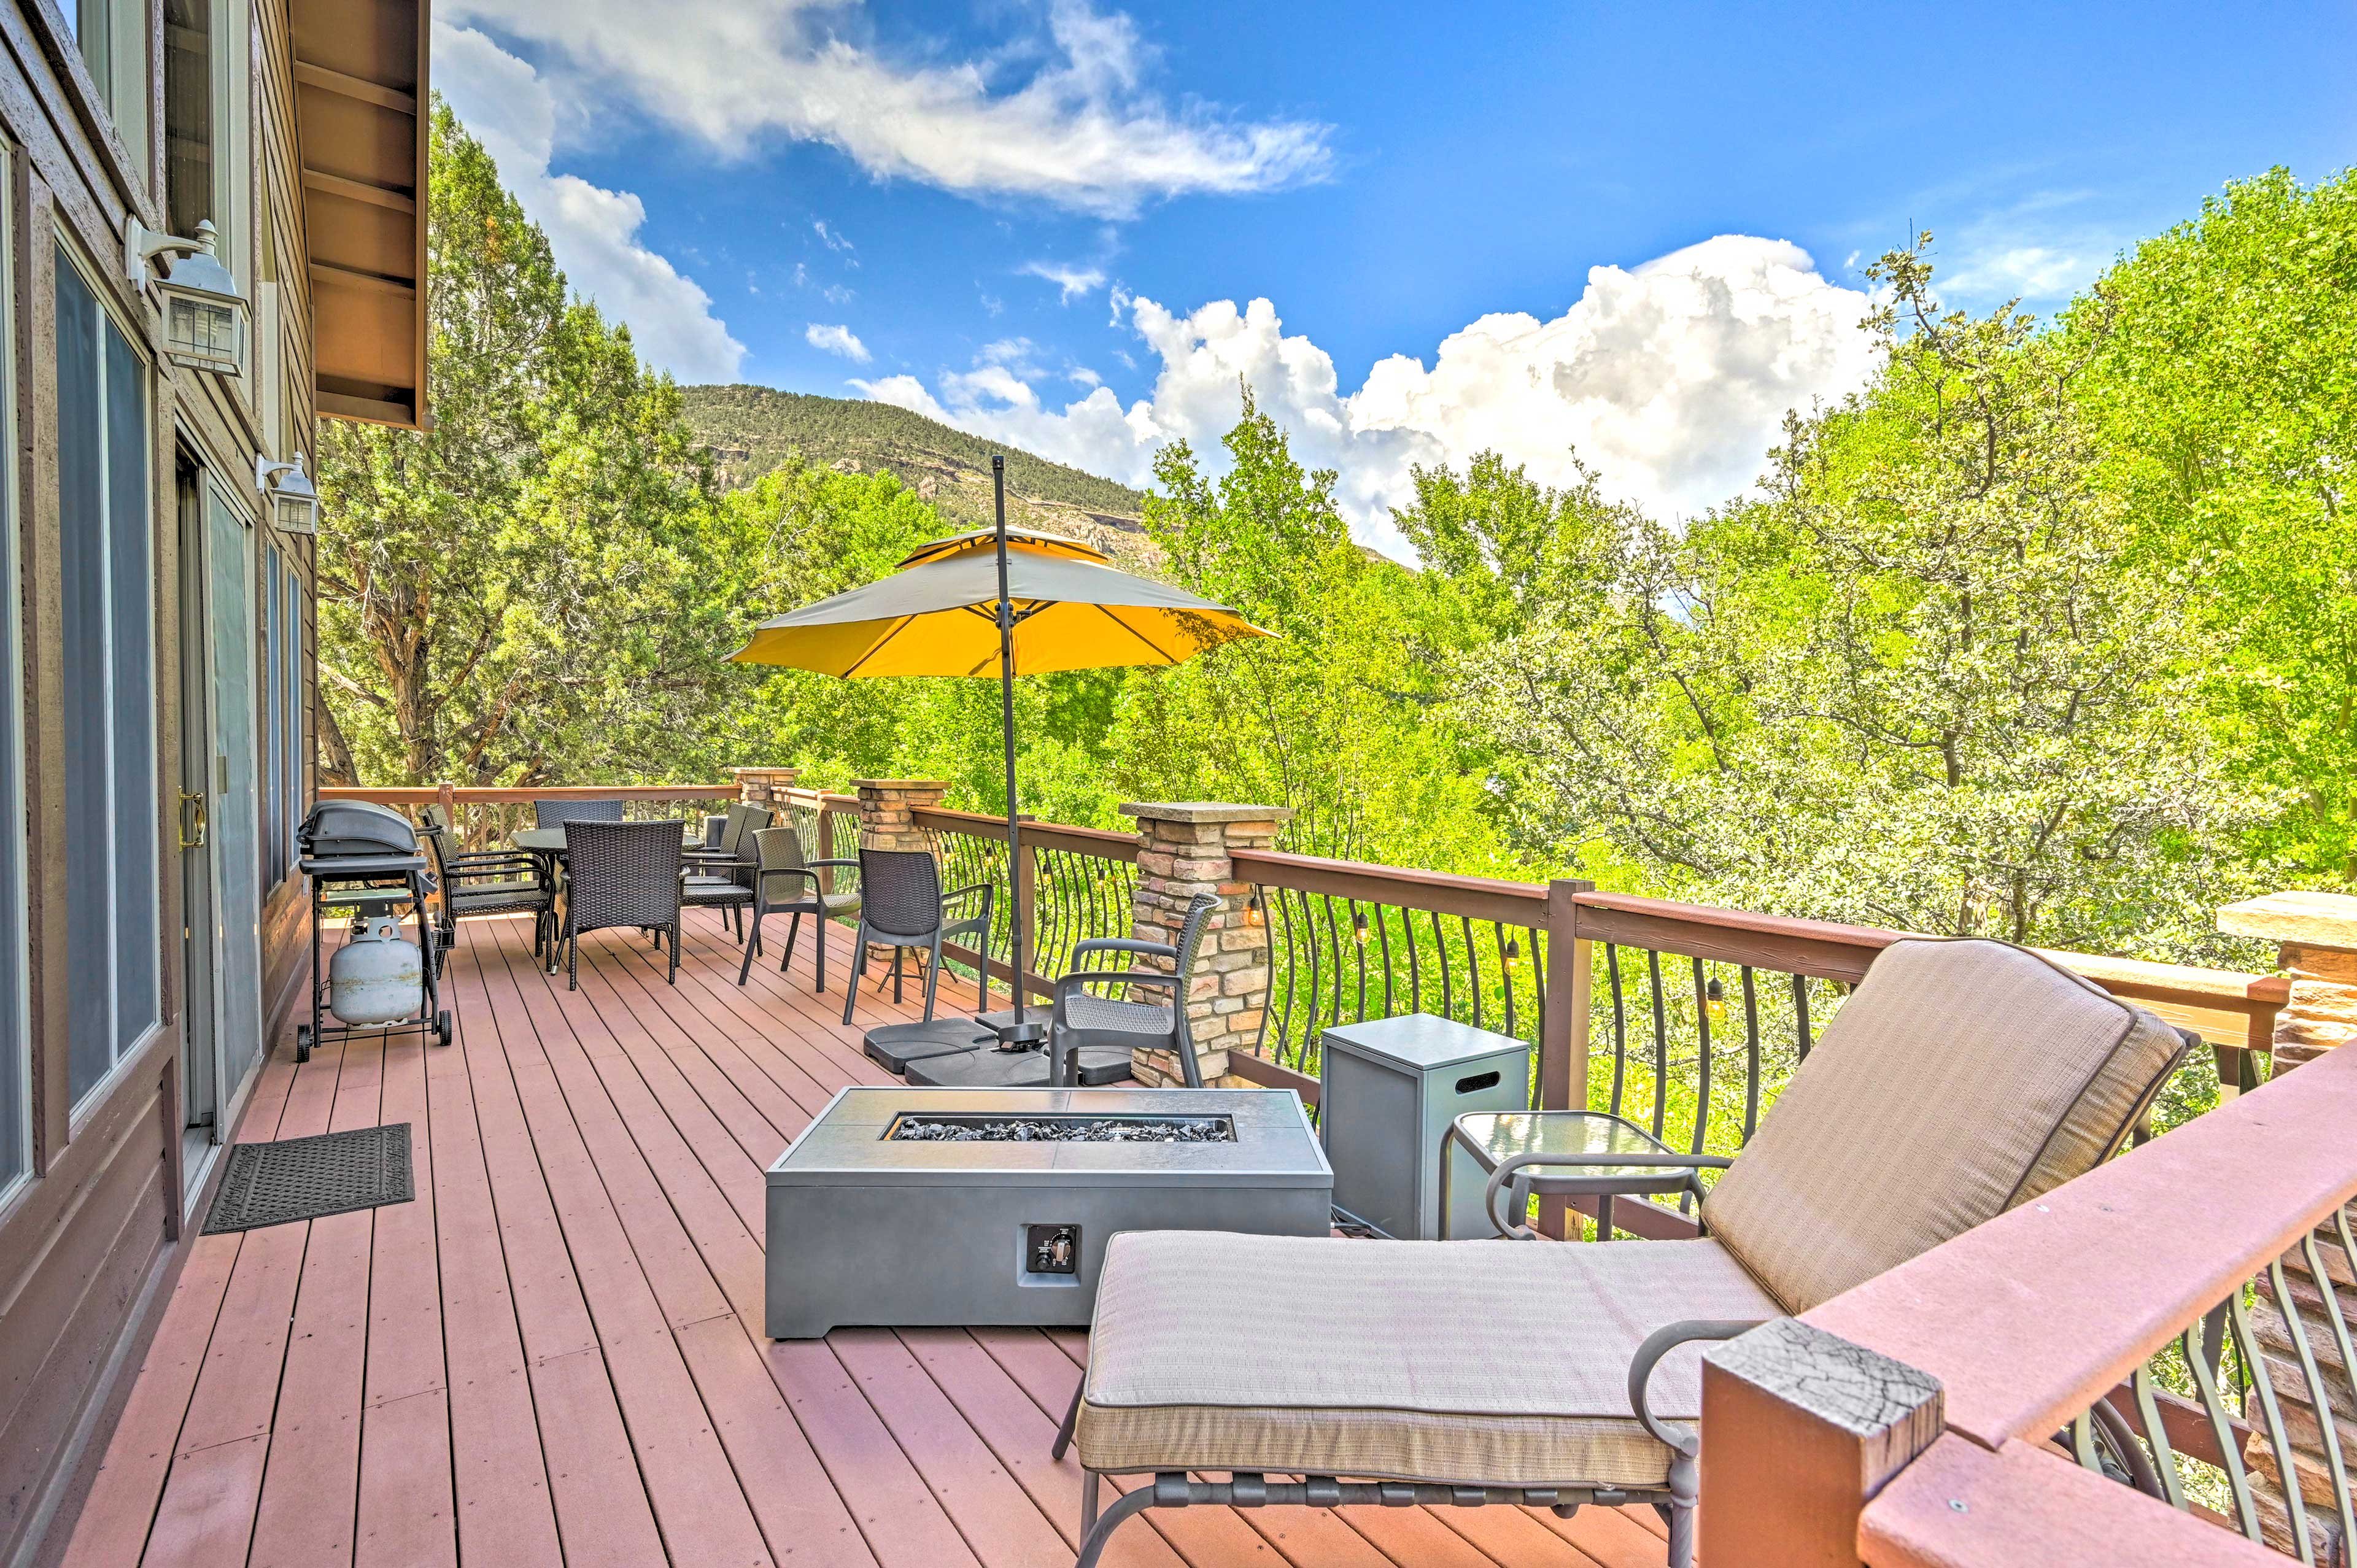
<box><xmin>843</xmin><ymin>924</ymin><xmax>867</xmax><ymax>1025</ymax></box>
<box><xmin>1073</xmin><ymin>1484</ymin><xmax>1153</xmax><ymax>1568</ymax></box>
<box><xmin>568</xmin><ymin>930</ymin><xmax>579</xmax><ymax>992</ymax></box>
<box><xmin>922</xmin><ymin>937</ymin><xmax>943</xmax><ymax>1021</ymax></box>
<box><xmin>1052</xmin><ymin>1379</ymin><xmax>1083</xmax><ymax>1460</ymax></box>
<box><xmin>738</xmin><ymin>908</ymin><xmax>761</xmax><ymax>986</ymax></box>
<box><xmin>809</xmin><ymin>915</ymin><xmax>824</xmax><ymax>992</ymax></box>
<box><xmin>669</xmin><ymin>923</ymin><xmax>680</xmax><ymax>986</ymax></box>
<box><xmin>1665</xmin><ymin>1451</ymin><xmax>1698</xmax><ymax>1568</ymax></box>
<box><xmin>1079</xmin><ymin>1472</ymin><xmax>1099</xmax><ymax>1531</ymax></box>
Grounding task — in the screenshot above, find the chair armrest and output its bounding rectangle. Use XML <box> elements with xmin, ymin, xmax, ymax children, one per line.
<box><xmin>1627</xmin><ymin>1321</ymin><xmax>1772</xmax><ymax>1459</ymax></box>
<box><xmin>1478</xmin><ymin>1147</ymin><xmax>1733</xmax><ymax>1240</ymax></box>
<box><xmin>1071</xmin><ymin>936</ymin><xmax>1176</xmax><ymax>963</ymax></box>
<box><xmin>805</xmin><ymin>858</ymin><xmax>859</xmax><ymax>871</ymax></box>
<box><xmin>1052</xmin><ymin>968</ymin><xmax>1177</xmax><ymax>1002</ymax></box>
<box><xmin>446</xmin><ymin>855</ymin><xmax>542</xmax><ymax>884</ymax></box>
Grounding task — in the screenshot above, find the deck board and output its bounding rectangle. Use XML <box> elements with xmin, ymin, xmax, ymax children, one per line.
<box><xmin>56</xmin><ymin>906</ymin><xmax>1670</xmax><ymax>1568</ymax></box>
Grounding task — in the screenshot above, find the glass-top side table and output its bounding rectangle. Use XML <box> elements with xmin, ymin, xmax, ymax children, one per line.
<box><xmin>1442</xmin><ymin>1110</ymin><xmax>1730</xmax><ymax>1240</ymax></box>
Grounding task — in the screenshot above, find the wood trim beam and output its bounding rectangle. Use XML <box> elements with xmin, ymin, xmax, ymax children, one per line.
<box><xmin>308</xmin><ymin>260</ymin><xmax>416</xmax><ymax>298</ymax></box>
<box><xmin>290</xmin><ymin>57</ymin><xmax>417</xmax><ymax>117</ymax></box>
<box><xmin>299</xmin><ymin>167</ymin><xmax>414</xmax><ymax>214</ymax></box>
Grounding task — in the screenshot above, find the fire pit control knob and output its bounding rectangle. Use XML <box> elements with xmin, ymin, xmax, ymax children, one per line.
<box><xmin>1027</xmin><ymin>1225</ymin><xmax>1080</xmax><ymax>1275</ymax></box>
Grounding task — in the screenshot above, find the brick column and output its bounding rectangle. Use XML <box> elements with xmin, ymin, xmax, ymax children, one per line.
<box><xmin>2218</xmin><ymin>890</ymin><xmax>2357</xmax><ymax>1561</ymax></box>
<box><xmin>730</xmin><ymin>765</ymin><xmax>799</xmax><ymax>805</ymax></box>
<box><xmin>1119</xmin><ymin>801</ymin><xmax>1291</xmax><ymax>1086</ymax></box>
<box><xmin>851</xmin><ymin>779</ymin><xmax>946</xmax><ymax>852</ymax></box>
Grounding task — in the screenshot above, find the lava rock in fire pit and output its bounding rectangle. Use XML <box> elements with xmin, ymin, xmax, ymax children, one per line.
<box><xmin>889</xmin><ymin>1114</ymin><xmax>1233</xmax><ymax>1144</ymax></box>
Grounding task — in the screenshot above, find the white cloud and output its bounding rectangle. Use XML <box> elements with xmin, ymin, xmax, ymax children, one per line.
<box><xmin>438</xmin><ymin>0</ymin><xmax>1330</xmax><ymax>218</ymax></box>
<box><xmin>433</xmin><ymin>22</ymin><xmax>746</xmax><ymax>382</ymax></box>
<box><xmin>856</xmin><ymin>235</ymin><xmax>1879</xmax><ymax>558</ymax></box>
<box><xmin>1020</xmin><ymin>260</ymin><xmax>1108</xmax><ymax>303</ymax></box>
<box><xmin>1916</xmin><ymin>190</ymin><xmax>2127</xmax><ymax>309</ymax></box>
<box><xmin>813</xmin><ymin>218</ymin><xmax>856</xmax><ymax>253</ymax></box>
<box><xmin>805</xmin><ymin>323</ymin><xmax>873</xmax><ymax>363</ymax></box>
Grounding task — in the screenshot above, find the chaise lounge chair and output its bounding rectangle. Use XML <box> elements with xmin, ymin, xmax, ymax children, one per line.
<box><xmin>1053</xmin><ymin>937</ymin><xmax>2192</xmax><ymax>1568</ymax></box>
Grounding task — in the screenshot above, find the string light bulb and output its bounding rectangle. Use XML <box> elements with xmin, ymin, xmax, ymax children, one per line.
<box><xmin>1245</xmin><ymin>891</ymin><xmax>1263</xmax><ymax>929</ymax></box>
<box><xmin>1502</xmin><ymin>937</ymin><xmax>1519</xmax><ymax>971</ymax></box>
<box><xmin>1352</xmin><ymin>910</ymin><xmax>1369</xmax><ymax>945</ymax></box>
<box><xmin>1705</xmin><ymin>976</ymin><xmax>1727</xmax><ymax>1024</ymax></box>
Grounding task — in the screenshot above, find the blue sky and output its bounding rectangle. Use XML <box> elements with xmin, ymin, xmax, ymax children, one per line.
<box><xmin>438</xmin><ymin>0</ymin><xmax>2356</xmax><ymax>549</ymax></box>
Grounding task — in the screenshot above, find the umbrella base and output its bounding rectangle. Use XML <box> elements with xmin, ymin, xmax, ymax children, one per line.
<box><xmin>862</xmin><ymin>1019</ymin><xmax>996</xmax><ymax>1075</ymax></box>
<box><xmin>904</xmin><ymin>1043</ymin><xmax>1137</xmax><ymax>1089</ymax></box>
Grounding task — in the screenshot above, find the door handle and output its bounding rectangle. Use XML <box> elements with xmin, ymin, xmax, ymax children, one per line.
<box><xmin>179</xmin><ymin>790</ymin><xmax>208</xmax><ymax>851</ymax></box>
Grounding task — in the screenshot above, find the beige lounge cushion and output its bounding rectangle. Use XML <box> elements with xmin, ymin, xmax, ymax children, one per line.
<box><xmin>1074</xmin><ymin>1230</ymin><xmax>1781</xmax><ymax>1488</ymax></box>
<box><xmin>1702</xmin><ymin>937</ymin><xmax>2188</xmax><ymax>1315</ymax></box>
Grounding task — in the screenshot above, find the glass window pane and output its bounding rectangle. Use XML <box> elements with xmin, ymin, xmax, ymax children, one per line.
<box><xmin>106</xmin><ymin>312</ymin><xmax>158</xmax><ymax>1060</ymax></box>
<box><xmin>0</xmin><ymin>188</ymin><xmax>21</xmax><ymax>1190</ymax></box>
<box><xmin>56</xmin><ymin>254</ymin><xmax>115</xmax><ymax>1103</ymax></box>
<box><xmin>163</xmin><ymin>0</ymin><xmax>214</xmax><ymax>242</ymax></box>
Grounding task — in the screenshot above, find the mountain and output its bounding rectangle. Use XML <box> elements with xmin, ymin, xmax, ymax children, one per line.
<box><xmin>679</xmin><ymin>384</ymin><xmax>1153</xmax><ymax>561</ymax></box>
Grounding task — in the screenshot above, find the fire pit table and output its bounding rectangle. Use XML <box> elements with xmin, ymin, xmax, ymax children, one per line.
<box><xmin>765</xmin><ymin>1087</ymin><xmax>1332</xmax><ymax>1338</ymax></box>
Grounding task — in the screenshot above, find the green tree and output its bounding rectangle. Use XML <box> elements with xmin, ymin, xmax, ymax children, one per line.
<box><xmin>314</xmin><ymin>103</ymin><xmax>726</xmax><ymax>787</ymax></box>
<box><xmin>2072</xmin><ymin>167</ymin><xmax>2357</xmax><ymax>881</ymax></box>
<box><xmin>1449</xmin><ymin>239</ymin><xmax>2278</xmax><ymax>960</ymax></box>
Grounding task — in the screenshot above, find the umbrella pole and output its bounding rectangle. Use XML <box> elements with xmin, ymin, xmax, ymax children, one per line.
<box><xmin>989</xmin><ymin>457</ymin><xmax>1040</xmax><ymax>1043</ymax></box>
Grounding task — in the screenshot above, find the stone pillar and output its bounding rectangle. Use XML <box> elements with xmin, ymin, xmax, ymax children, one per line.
<box><xmin>2220</xmin><ymin>890</ymin><xmax>2357</xmax><ymax>1068</ymax></box>
<box><xmin>851</xmin><ymin>779</ymin><xmax>946</xmax><ymax>852</ymax></box>
<box><xmin>1119</xmin><ymin>801</ymin><xmax>1291</xmax><ymax>1087</ymax></box>
<box><xmin>2217</xmin><ymin>890</ymin><xmax>2357</xmax><ymax>1561</ymax></box>
<box><xmin>730</xmin><ymin>765</ymin><xmax>799</xmax><ymax>805</ymax></box>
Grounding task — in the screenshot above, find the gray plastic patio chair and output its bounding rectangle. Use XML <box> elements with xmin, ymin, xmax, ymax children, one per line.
<box><xmin>1053</xmin><ymin>937</ymin><xmax>2193</xmax><ymax>1568</ymax></box>
<box><xmin>559</xmin><ymin>818</ymin><xmax>683</xmax><ymax>991</ymax></box>
<box><xmin>1042</xmin><ymin>892</ymin><xmax>1218</xmax><ymax>1088</ymax></box>
<box><xmin>738</xmin><ymin>826</ymin><xmax>861</xmax><ymax>989</ymax></box>
<box><xmin>840</xmin><ymin>847</ymin><xmax>993</xmax><ymax>1025</ymax></box>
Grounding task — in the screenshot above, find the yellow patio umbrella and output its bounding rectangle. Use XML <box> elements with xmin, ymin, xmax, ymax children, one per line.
<box><xmin>727</xmin><ymin>458</ymin><xmax>1270</xmax><ymax>1038</ymax></box>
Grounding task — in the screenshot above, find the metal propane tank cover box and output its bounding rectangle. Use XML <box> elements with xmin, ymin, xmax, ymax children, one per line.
<box><xmin>1319</xmin><ymin>1013</ymin><xmax>1532</xmax><ymax>1240</ymax></box>
<box><xmin>764</xmin><ymin>1087</ymin><xmax>1332</xmax><ymax>1338</ymax></box>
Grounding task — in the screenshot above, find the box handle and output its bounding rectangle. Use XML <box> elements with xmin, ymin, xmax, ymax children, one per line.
<box><xmin>1453</xmin><ymin>1071</ymin><xmax>1501</xmax><ymax>1095</ymax></box>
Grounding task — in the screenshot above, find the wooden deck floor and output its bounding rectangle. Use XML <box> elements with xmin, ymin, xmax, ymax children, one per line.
<box><xmin>58</xmin><ymin>910</ymin><xmax>1671</xmax><ymax>1568</ymax></box>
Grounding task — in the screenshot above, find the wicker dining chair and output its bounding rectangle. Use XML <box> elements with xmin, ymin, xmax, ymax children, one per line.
<box><xmin>841</xmin><ymin>848</ymin><xmax>993</xmax><ymax>1025</ymax></box>
<box><xmin>419</xmin><ymin>819</ymin><xmax>553</xmax><ymax>972</ymax></box>
<box><xmin>684</xmin><ymin>803</ymin><xmax>770</xmax><ymax>876</ymax></box>
<box><xmin>681</xmin><ymin>819</ymin><xmax>759</xmax><ymax>939</ymax></box>
<box><xmin>533</xmin><ymin>797</ymin><xmax>627</xmax><ymax>828</ymax></box>
<box><xmin>738</xmin><ymin>826</ymin><xmax>861</xmax><ymax>988</ymax></box>
<box><xmin>559</xmin><ymin>818</ymin><xmax>683</xmax><ymax>990</ymax></box>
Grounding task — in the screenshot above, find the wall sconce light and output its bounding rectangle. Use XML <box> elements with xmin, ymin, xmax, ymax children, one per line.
<box><xmin>257</xmin><ymin>451</ymin><xmax>319</xmax><ymax>535</ymax></box>
<box><xmin>126</xmin><ymin>217</ymin><xmax>248</xmax><ymax>377</ymax></box>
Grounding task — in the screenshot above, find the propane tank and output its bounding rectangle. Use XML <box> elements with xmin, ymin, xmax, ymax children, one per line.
<box><xmin>328</xmin><ymin>917</ymin><xmax>424</xmax><ymax>1026</ymax></box>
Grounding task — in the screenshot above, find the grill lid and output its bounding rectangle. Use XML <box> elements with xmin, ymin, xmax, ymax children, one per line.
<box><xmin>300</xmin><ymin>799</ymin><xmax>419</xmax><ymax>857</ymax></box>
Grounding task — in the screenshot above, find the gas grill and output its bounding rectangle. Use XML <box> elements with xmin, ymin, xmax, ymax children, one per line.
<box><xmin>295</xmin><ymin>800</ymin><xmax>451</xmax><ymax>1060</ymax></box>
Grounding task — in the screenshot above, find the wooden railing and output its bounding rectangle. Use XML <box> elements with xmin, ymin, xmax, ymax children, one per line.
<box><xmin>319</xmin><ymin>784</ymin><xmax>741</xmax><ymax>849</ymax></box>
<box><xmin>1700</xmin><ymin>1035</ymin><xmax>2357</xmax><ymax>1567</ymax></box>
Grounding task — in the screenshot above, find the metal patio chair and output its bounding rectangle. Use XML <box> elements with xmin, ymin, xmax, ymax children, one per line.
<box><xmin>558</xmin><ymin>818</ymin><xmax>683</xmax><ymax>991</ymax></box>
<box><xmin>738</xmin><ymin>826</ymin><xmax>861</xmax><ymax>989</ymax></box>
<box><xmin>1042</xmin><ymin>892</ymin><xmax>1218</xmax><ymax>1088</ymax></box>
<box><xmin>1054</xmin><ymin>937</ymin><xmax>2194</xmax><ymax>1568</ymax></box>
<box><xmin>840</xmin><ymin>847</ymin><xmax>993</xmax><ymax>1025</ymax></box>
<box><xmin>419</xmin><ymin>817</ymin><xmax>553</xmax><ymax>972</ymax></box>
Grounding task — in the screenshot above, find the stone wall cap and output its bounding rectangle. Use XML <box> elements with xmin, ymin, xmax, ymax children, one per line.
<box><xmin>849</xmin><ymin>779</ymin><xmax>950</xmax><ymax>790</ymax></box>
<box><xmin>730</xmin><ymin>765</ymin><xmax>799</xmax><ymax>777</ymax></box>
<box><xmin>2220</xmin><ymin>890</ymin><xmax>2357</xmax><ymax>949</ymax></box>
<box><xmin>1119</xmin><ymin>801</ymin><xmax>1295</xmax><ymax>825</ymax></box>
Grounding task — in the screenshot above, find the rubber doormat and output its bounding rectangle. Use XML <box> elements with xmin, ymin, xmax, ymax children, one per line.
<box><xmin>202</xmin><ymin>1124</ymin><xmax>414</xmax><ymax>1234</ymax></box>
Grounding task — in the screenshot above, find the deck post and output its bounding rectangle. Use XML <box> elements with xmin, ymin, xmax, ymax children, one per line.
<box><xmin>730</xmin><ymin>765</ymin><xmax>799</xmax><ymax>806</ymax></box>
<box><xmin>1538</xmin><ymin>878</ymin><xmax>1593</xmax><ymax>1237</ymax></box>
<box><xmin>1118</xmin><ymin>801</ymin><xmax>1293</xmax><ymax>1087</ymax></box>
<box><xmin>2216</xmin><ymin>888</ymin><xmax>2357</xmax><ymax>1558</ymax></box>
<box><xmin>1699</xmin><ymin>1318</ymin><xmax>1944</xmax><ymax>1568</ymax></box>
<box><xmin>850</xmin><ymin>779</ymin><xmax>947</xmax><ymax>852</ymax></box>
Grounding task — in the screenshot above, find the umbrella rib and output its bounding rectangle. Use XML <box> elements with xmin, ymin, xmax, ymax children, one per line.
<box><xmin>1096</xmin><ymin>603</ymin><xmax>1179</xmax><ymax>663</ymax></box>
<box><xmin>841</xmin><ymin>614</ymin><xmax>918</xmax><ymax>678</ymax></box>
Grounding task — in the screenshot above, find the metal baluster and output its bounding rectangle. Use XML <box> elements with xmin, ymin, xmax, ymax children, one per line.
<box><xmin>1376</xmin><ymin>903</ymin><xmax>1395</xmax><ymax>1016</ymax></box>
<box><xmin>1272</xmin><ymin>887</ymin><xmax>1299</xmax><ymax>1070</ymax></box>
<box><xmin>1740</xmin><ymin>966</ymin><xmax>1762</xmax><ymax>1144</ymax></box>
<box><xmin>1793</xmin><ymin>972</ymin><xmax>1813</xmax><ymax>1062</ymax></box>
<box><xmin>1352</xmin><ymin>902</ymin><xmax>1369</xmax><ymax>1022</ymax></box>
<box><xmin>1298</xmin><ymin>888</ymin><xmax>1323</xmax><ymax>1069</ymax></box>
<box><xmin>1322</xmin><ymin>895</ymin><xmax>1345</xmax><ymax>1027</ymax></box>
<box><xmin>1499</xmin><ymin>930</ymin><xmax>1518</xmax><ymax>1040</ymax></box>
<box><xmin>1647</xmin><ymin>949</ymin><xmax>1668</xmax><ymax>1141</ymax></box>
<box><xmin>1462</xmin><ymin>914</ymin><xmax>1482</xmax><ymax>1030</ymax></box>
<box><xmin>1687</xmin><ymin>958</ymin><xmax>1713</xmax><ymax>1212</ymax></box>
<box><xmin>2128</xmin><ymin>1365</ymin><xmax>2186</xmax><ymax>1510</ymax></box>
<box><xmin>2183</xmin><ymin>1313</ymin><xmax>2262</xmax><ymax>1542</ymax></box>
<box><xmin>1606</xmin><ymin>944</ymin><xmax>1627</xmax><ymax>1119</ymax></box>
<box><xmin>1434</xmin><ymin>909</ymin><xmax>1453</xmax><ymax>1019</ymax></box>
<box><xmin>2286</xmin><ymin>1241</ymin><xmax>2357</xmax><ymax>1557</ymax></box>
<box><xmin>2234</xmin><ymin>1286</ymin><xmax>2315</xmax><ymax>1562</ymax></box>
<box><xmin>1405</xmin><ymin>905</ymin><xmax>1423</xmax><ymax>1014</ymax></box>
